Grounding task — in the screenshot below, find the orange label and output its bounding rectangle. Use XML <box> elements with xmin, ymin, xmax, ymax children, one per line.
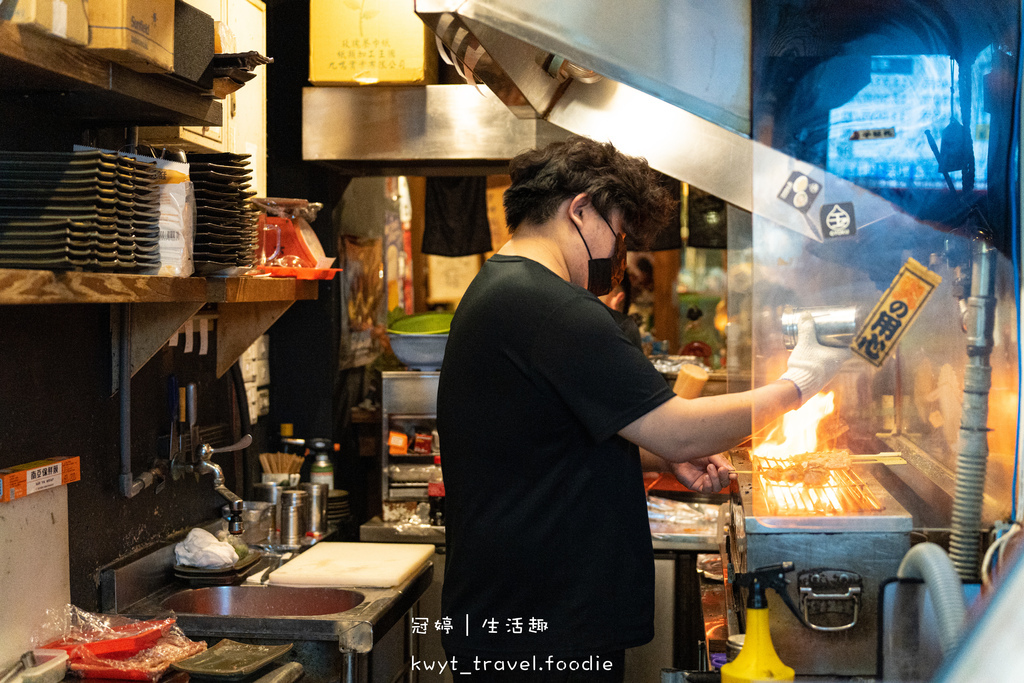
<box><xmin>0</xmin><ymin>456</ymin><xmax>81</xmax><ymax>503</ymax></box>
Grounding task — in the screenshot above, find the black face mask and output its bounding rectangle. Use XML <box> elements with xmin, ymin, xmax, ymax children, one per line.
<box><xmin>573</xmin><ymin>209</ymin><xmax>627</xmax><ymax>296</ymax></box>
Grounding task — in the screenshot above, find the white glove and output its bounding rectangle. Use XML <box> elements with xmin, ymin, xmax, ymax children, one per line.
<box><xmin>779</xmin><ymin>312</ymin><xmax>851</xmax><ymax>403</ymax></box>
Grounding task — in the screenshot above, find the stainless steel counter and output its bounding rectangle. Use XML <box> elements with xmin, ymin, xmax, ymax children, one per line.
<box><xmin>101</xmin><ymin>534</ymin><xmax>432</xmax><ymax>683</ymax></box>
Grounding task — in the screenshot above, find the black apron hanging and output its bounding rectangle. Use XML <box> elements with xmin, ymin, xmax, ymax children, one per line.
<box><xmin>422</xmin><ymin>176</ymin><xmax>493</xmax><ymax>256</ymax></box>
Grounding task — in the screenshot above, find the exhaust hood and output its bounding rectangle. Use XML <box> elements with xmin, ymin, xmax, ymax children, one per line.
<box><xmin>414</xmin><ymin>0</ymin><xmax>755</xmax><ymax>210</ymax></box>
<box><xmin>303</xmin><ymin>84</ymin><xmax>568</xmax><ymax>176</ymax></box>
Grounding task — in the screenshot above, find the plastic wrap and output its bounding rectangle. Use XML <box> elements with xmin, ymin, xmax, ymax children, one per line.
<box><xmin>35</xmin><ymin>606</ymin><xmax>205</xmax><ymax>681</ymax></box>
<box><xmin>647</xmin><ymin>495</ymin><xmax>719</xmax><ymax>541</ymax></box>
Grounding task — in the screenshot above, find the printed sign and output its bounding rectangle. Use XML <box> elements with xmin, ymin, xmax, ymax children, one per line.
<box><xmin>850</xmin><ymin>127</ymin><xmax>896</xmax><ymax>141</ymax></box>
<box><xmin>821</xmin><ymin>203</ymin><xmax>857</xmax><ymax>238</ymax></box>
<box><xmin>778</xmin><ymin>171</ymin><xmax>821</xmax><ymax>213</ymax></box>
<box><xmin>851</xmin><ymin>258</ymin><xmax>942</xmax><ymax>366</ymax></box>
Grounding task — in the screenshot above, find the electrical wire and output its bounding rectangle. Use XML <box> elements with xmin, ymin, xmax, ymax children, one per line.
<box><xmin>1012</xmin><ymin>29</ymin><xmax>1024</xmax><ymax>523</ymax></box>
<box><xmin>982</xmin><ymin>522</ymin><xmax>1021</xmax><ymax>586</ymax></box>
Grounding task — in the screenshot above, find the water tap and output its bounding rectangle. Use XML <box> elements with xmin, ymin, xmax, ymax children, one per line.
<box><xmin>177</xmin><ymin>434</ymin><xmax>252</xmax><ymax>533</ymax></box>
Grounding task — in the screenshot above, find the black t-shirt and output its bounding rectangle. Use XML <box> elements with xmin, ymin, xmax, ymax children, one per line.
<box><xmin>437</xmin><ymin>255</ymin><xmax>676</xmax><ymax>656</ymax></box>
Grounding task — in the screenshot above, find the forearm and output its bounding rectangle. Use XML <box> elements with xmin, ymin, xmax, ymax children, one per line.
<box><xmin>640</xmin><ymin>448</ymin><xmax>671</xmax><ymax>472</ymax></box>
<box><xmin>621</xmin><ymin>380</ymin><xmax>800</xmax><ymax>463</ymax></box>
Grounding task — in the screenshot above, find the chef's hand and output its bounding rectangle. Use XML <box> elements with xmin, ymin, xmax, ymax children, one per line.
<box><xmin>670</xmin><ymin>453</ymin><xmax>735</xmax><ymax>493</ymax></box>
<box><xmin>779</xmin><ymin>312</ymin><xmax>851</xmax><ymax>404</ymax></box>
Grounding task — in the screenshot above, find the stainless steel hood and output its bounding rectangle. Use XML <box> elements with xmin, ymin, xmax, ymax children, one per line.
<box><xmin>302</xmin><ymin>85</ymin><xmax>568</xmax><ymax>176</ymax></box>
<box><xmin>414</xmin><ymin>0</ymin><xmax>755</xmax><ymax>209</ymax></box>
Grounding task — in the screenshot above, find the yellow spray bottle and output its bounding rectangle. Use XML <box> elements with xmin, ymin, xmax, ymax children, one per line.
<box><xmin>721</xmin><ymin>563</ymin><xmax>797</xmax><ymax>683</ymax></box>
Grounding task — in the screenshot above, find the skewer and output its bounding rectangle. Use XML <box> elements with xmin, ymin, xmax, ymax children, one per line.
<box><xmin>731</xmin><ymin>453</ymin><xmax>906</xmax><ymax>474</ymax></box>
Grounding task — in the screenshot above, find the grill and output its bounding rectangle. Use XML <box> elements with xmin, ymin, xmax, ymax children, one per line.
<box><xmin>753</xmin><ymin>456</ymin><xmax>884</xmax><ymax>516</ymax></box>
<box><xmin>729</xmin><ymin>448</ymin><xmax>912</xmax><ymax>676</ymax></box>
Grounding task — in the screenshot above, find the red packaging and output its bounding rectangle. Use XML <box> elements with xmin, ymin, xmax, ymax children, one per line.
<box><xmin>413</xmin><ymin>433</ymin><xmax>433</xmax><ymax>454</ymax></box>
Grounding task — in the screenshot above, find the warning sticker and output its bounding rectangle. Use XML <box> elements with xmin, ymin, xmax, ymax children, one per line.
<box><xmin>851</xmin><ymin>258</ymin><xmax>943</xmax><ymax>366</ymax></box>
<box><xmin>821</xmin><ymin>203</ymin><xmax>856</xmax><ymax>238</ymax></box>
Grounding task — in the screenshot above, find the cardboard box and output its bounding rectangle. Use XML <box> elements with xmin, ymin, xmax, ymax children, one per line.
<box><xmin>85</xmin><ymin>0</ymin><xmax>175</xmax><ymax>73</ymax></box>
<box><xmin>1</xmin><ymin>0</ymin><xmax>90</xmax><ymax>46</ymax></box>
<box><xmin>0</xmin><ymin>456</ymin><xmax>81</xmax><ymax>503</ymax></box>
<box><xmin>310</xmin><ymin>0</ymin><xmax>437</xmax><ymax>85</ymax></box>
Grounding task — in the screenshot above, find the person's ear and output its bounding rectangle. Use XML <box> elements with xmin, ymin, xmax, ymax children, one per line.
<box><xmin>568</xmin><ymin>192</ymin><xmax>590</xmax><ymax>223</ymax></box>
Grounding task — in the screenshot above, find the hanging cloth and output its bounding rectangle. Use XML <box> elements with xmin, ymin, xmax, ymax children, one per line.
<box><xmin>422</xmin><ymin>176</ymin><xmax>493</xmax><ymax>256</ymax></box>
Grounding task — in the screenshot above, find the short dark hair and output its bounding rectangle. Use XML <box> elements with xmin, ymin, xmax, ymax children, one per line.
<box><xmin>503</xmin><ymin>135</ymin><xmax>677</xmax><ymax>249</ymax></box>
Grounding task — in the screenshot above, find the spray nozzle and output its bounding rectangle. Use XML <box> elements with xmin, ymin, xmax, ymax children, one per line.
<box><xmin>732</xmin><ymin>562</ymin><xmax>804</xmax><ymax>623</ymax></box>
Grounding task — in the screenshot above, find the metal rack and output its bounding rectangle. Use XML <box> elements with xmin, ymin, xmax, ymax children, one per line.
<box><xmin>380</xmin><ymin>371</ymin><xmax>439</xmax><ymax>504</ymax></box>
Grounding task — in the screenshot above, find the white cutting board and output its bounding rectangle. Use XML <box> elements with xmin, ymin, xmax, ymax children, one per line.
<box><xmin>267</xmin><ymin>542</ymin><xmax>434</xmax><ymax>588</ymax></box>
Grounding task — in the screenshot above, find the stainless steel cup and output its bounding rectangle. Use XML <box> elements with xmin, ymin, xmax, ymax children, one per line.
<box><xmin>280</xmin><ymin>489</ymin><xmax>309</xmax><ymax>545</ymax></box>
<box><xmin>253</xmin><ymin>482</ymin><xmax>283</xmax><ymax>544</ymax></box>
<box><xmin>782</xmin><ymin>305</ymin><xmax>859</xmax><ymax>350</ymax></box>
<box><xmin>300</xmin><ymin>482</ymin><xmax>329</xmax><ymax>535</ymax></box>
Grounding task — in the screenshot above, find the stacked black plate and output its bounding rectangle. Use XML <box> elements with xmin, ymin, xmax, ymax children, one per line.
<box><xmin>188</xmin><ymin>152</ymin><xmax>260</xmax><ymax>274</ymax></box>
<box><xmin>327</xmin><ymin>489</ymin><xmax>357</xmax><ymax>540</ymax></box>
<box><xmin>0</xmin><ymin>150</ymin><xmax>161</xmax><ymax>271</ymax></box>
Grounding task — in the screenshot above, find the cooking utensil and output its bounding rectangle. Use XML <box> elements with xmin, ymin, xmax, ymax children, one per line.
<box><xmin>781</xmin><ymin>305</ymin><xmax>859</xmax><ymax>350</ymax></box>
<box><xmin>186</xmin><ymin>382</ymin><xmax>198</xmax><ymax>477</ymax></box>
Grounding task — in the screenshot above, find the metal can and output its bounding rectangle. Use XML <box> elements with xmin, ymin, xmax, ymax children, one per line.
<box><xmin>782</xmin><ymin>305</ymin><xmax>859</xmax><ymax>350</ymax></box>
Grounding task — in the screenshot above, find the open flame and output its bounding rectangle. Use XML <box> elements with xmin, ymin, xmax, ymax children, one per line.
<box><xmin>753</xmin><ymin>391</ymin><xmax>835</xmax><ymax>459</ymax></box>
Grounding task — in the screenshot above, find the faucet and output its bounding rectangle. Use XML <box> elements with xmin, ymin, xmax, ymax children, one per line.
<box><xmin>176</xmin><ymin>434</ymin><xmax>253</xmax><ymax>534</ymax></box>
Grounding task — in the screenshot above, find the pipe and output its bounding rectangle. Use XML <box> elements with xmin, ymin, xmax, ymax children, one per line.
<box><xmin>897</xmin><ymin>542</ymin><xmax>966</xmax><ymax>656</ymax></box>
<box><xmin>118</xmin><ymin>304</ymin><xmax>136</xmax><ymax>498</ymax></box>
<box><xmin>949</xmin><ymin>241</ymin><xmax>998</xmax><ymax>579</ymax></box>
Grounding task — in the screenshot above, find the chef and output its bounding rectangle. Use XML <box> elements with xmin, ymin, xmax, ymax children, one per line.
<box><xmin>436</xmin><ymin>135</ymin><xmax>848</xmax><ymax>681</ymax></box>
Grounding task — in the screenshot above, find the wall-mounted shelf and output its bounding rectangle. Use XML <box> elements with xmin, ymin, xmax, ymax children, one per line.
<box><xmin>0</xmin><ymin>268</ymin><xmax>320</xmax><ymax>386</ymax></box>
<box><xmin>0</xmin><ymin>23</ymin><xmax>221</xmax><ymax>127</ymax></box>
<box><xmin>0</xmin><ymin>269</ymin><xmax>317</xmax><ymax>305</ymax></box>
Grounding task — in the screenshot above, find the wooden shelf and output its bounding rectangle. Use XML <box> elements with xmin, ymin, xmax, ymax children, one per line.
<box><xmin>0</xmin><ymin>22</ymin><xmax>221</xmax><ymax>127</ymax></box>
<box><xmin>0</xmin><ymin>269</ymin><xmax>319</xmax><ymax>305</ymax></box>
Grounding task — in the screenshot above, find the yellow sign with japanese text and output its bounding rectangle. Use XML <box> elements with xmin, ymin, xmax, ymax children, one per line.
<box><xmin>851</xmin><ymin>258</ymin><xmax>942</xmax><ymax>366</ymax></box>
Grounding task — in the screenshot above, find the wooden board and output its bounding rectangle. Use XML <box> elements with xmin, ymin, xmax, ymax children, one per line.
<box><xmin>267</xmin><ymin>542</ymin><xmax>434</xmax><ymax>588</ymax></box>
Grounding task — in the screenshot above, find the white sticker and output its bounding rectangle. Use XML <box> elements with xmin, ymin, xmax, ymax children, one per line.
<box><xmin>199</xmin><ymin>318</ymin><xmax>209</xmax><ymax>356</ymax></box>
<box><xmin>168</xmin><ymin>324</ymin><xmax>182</xmax><ymax>347</ymax></box>
<box><xmin>51</xmin><ymin>0</ymin><xmax>68</xmax><ymax>37</ymax></box>
<box><xmin>26</xmin><ymin>461</ymin><xmax>63</xmax><ymax>495</ymax></box>
<box><xmin>184</xmin><ymin>319</ymin><xmax>194</xmax><ymax>353</ymax></box>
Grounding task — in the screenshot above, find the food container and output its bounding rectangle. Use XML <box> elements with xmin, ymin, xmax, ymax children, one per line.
<box><xmin>300</xmin><ymin>483</ymin><xmax>328</xmax><ymax>536</ymax></box>
<box><xmin>387</xmin><ymin>334</ymin><xmax>448</xmax><ymax>371</ymax></box>
<box><xmin>280</xmin><ymin>489</ymin><xmax>308</xmax><ymax>546</ymax></box>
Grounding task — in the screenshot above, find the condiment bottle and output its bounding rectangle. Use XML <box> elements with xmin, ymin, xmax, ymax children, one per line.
<box><xmin>308</xmin><ymin>437</ymin><xmax>335</xmax><ymax>490</ymax></box>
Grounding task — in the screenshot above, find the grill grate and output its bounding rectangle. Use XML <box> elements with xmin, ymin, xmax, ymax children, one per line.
<box><xmin>754</xmin><ymin>456</ymin><xmax>884</xmax><ymax>515</ymax></box>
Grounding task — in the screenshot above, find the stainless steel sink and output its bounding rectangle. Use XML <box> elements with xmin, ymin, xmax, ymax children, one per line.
<box><xmin>161</xmin><ymin>585</ymin><xmax>365</xmax><ymax>617</ymax></box>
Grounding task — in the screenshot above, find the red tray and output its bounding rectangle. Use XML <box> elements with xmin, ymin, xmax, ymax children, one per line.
<box><xmin>41</xmin><ymin>618</ymin><xmax>174</xmax><ymax>658</ymax></box>
<box><xmin>255</xmin><ymin>266</ymin><xmax>342</xmax><ymax>280</ymax></box>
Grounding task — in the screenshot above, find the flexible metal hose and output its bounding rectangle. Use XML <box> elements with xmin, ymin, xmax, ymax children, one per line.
<box><xmin>897</xmin><ymin>542</ymin><xmax>966</xmax><ymax>655</ymax></box>
<box><xmin>949</xmin><ymin>242</ymin><xmax>998</xmax><ymax>579</ymax></box>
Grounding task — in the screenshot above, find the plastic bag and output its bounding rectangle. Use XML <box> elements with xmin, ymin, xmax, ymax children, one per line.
<box><xmin>647</xmin><ymin>496</ymin><xmax>719</xmax><ymax>541</ymax></box>
<box><xmin>35</xmin><ymin>606</ymin><xmax>205</xmax><ymax>681</ymax></box>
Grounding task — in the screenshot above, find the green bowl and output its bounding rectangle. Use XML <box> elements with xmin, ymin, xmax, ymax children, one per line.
<box><xmin>387</xmin><ymin>311</ymin><xmax>454</xmax><ymax>335</ymax></box>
